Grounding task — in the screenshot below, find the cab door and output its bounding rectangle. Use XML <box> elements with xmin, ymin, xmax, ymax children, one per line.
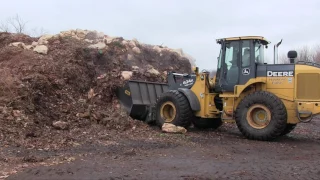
<box><xmin>215</xmin><ymin>40</ymin><xmax>240</xmax><ymax>92</ymax></box>
<box><xmin>238</xmin><ymin>40</ymin><xmax>256</xmax><ymax>85</ymax></box>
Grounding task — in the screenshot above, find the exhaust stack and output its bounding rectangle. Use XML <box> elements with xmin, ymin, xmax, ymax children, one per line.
<box><xmin>274</xmin><ymin>39</ymin><xmax>283</xmax><ymax>64</ymax></box>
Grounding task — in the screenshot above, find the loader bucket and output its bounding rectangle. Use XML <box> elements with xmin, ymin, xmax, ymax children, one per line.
<box><xmin>115</xmin><ymin>80</ymin><xmax>169</xmax><ymax>121</ymax></box>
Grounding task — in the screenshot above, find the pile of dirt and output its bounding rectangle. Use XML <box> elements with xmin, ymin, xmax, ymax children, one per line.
<box><xmin>0</xmin><ymin>30</ymin><xmax>193</xmax><ymax>149</ymax></box>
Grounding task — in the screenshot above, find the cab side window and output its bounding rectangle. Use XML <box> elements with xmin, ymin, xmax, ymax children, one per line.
<box><xmin>242</xmin><ymin>40</ymin><xmax>250</xmax><ymax>67</ymax></box>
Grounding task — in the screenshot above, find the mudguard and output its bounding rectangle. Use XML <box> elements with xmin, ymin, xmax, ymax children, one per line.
<box><xmin>178</xmin><ymin>88</ymin><xmax>201</xmax><ymax>111</ymax></box>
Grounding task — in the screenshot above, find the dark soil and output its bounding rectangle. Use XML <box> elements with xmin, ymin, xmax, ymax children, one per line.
<box><xmin>1</xmin><ymin>119</ymin><xmax>320</xmax><ymax>180</ymax></box>
<box><xmin>0</xmin><ymin>32</ymin><xmax>191</xmax><ymax>150</ymax></box>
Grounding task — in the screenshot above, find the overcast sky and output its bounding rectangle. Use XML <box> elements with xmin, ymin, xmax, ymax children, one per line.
<box><xmin>1</xmin><ymin>0</ymin><xmax>320</xmax><ymax>70</ymax></box>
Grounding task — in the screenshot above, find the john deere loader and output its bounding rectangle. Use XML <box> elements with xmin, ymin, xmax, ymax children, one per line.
<box><xmin>116</xmin><ymin>36</ymin><xmax>320</xmax><ymax>141</ymax></box>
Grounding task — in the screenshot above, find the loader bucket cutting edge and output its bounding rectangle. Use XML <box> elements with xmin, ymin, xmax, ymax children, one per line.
<box><xmin>115</xmin><ymin>80</ymin><xmax>169</xmax><ymax>121</ymax></box>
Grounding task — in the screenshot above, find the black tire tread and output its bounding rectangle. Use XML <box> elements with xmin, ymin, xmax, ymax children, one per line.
<box><xmin>235</xmin><ymin>91</ymin><xmax>287</xmax><ymax>141</ymax></box>
<box><xmin>155</xmin><ymin>90</ymin><xmax>193</xmax><ymax>128</ymax></box>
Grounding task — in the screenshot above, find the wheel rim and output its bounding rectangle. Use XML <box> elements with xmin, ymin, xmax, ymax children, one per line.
<box><xmin>246</xmin><ymin>104</ymin><xmax>271</xmax><ymax>129</ymax></box>
<box><xmin>160</xmin><ymin>101</ymin><xmax>176</xmax><ymax>123</ymax></box>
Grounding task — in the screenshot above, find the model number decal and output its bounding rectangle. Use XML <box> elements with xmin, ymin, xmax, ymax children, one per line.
<box><xmin>267</xmin><ymin>71</ymin><xmax>293</xmax><ymax>77</ymax></box>
<box><xmin>182</xmin><ymin>79</ymin><xmax>194</xmax><ymax>86</ymax></box>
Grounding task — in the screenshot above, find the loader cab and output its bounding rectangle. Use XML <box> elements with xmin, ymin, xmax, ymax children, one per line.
<box><xmin>214</xmin><ymin>36</ymin><xmax>269</xmax><ymax>92</ymax></box>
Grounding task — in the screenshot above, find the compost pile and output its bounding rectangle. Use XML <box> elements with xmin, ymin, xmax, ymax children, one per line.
<box><xmin>0</xmin><ymin>30</ymin><xmax>193</xmax><ymax>149</ymax></box>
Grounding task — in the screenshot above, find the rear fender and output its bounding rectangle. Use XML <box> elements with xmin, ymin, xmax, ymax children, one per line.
<box><xmin>178</xmin><ymin>88</ymin><xmax>201</xmax><ymax>111</ymax></box>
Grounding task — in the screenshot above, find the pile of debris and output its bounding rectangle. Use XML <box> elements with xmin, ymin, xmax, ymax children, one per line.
<box><xmin>0</xmin><ymin>29</ymin><xmax>193</xmax><ymax>148</ymax></box>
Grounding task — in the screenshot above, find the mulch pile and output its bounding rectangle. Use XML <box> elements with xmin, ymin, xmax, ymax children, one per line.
<box><xmin>0</xmin><ymin>30</ymin><xmax>192</xmax><ymax>149</ymax></box>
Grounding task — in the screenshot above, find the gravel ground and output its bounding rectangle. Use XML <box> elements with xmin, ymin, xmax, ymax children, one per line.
<box><xmin>1</xmin><ymin>118</ymin><xmax>320</xmax><ymax>180</ymax></box>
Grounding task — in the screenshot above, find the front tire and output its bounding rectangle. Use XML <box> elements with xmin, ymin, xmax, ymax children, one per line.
<box><xmin>235</xmin><ymin>91</ymin><xmax>287</xmax><ymax>141</ymax></box>
<box><xmin>155</xmin><ymin>90</ymin><xmax>193</xmax><ymax>128</ymax></box>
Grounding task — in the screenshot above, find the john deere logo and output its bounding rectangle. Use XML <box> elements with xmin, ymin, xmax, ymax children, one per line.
<box><xmin>242</xmin><ymin>68</ymin><xmax>250</xmax><ymax>75</ymax></box>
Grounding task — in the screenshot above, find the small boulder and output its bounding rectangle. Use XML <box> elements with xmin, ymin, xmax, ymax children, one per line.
<box><xmin>31</xmin><ymin>41</ymin><xmax>38</xmax><ymax>47</ymax></box>
<box><xmin>132</xmin><ymin>38</ymin><xmax>140</xmax><ymax>45</ymax></box>
<box><xmin>132</xmin><ymin>47</ymin><xmax>141</xmax><ymax>54</ymax></box>
<box><xmin>128</xmin><ymin>41</ymin><xmax>136</xmax><ymax>48</ymax></box>
<box><xmin>88</xmin><ymin>42</ymin><xmax>106</xmax><ymax>49</ymax></box>
<box><xmin>147</xmin><ymin>68</ymin><xmax>160</xmax><ymax>75</ymax></box>
<box><xmin>87</xmin><ymin>88</ymin><xmax>96</xmax><ymax>99</ymax></box>
<box><xmin>127</xmin><ymin>54</ymin><xmax>134</xmax><ymax>61</ymax></box>
<box><xmin>132</xmin><ymin>66</ymin><xmax>139</xmax><ymax>71</ymax></box>
<box><xmin>162</xmin><ymin>123</ymin><xmax>187</xmax><ymax>134</ymax></box>
<box><xmin>12</xmin><ymin>110</ymin><xmax>21</xmax><ymax>117</ymax></box>
<box><xmin>84</xmin><ymin>39</ymin><xmax>93</xmax><ymax>43</ymax></box>
<box><xmin>104</xmin><ymin>36</ymin><xmax>122</xmax><ymax>44</ymax></box>
<box><xmin>52</xmin><ymin>121</ymin><xmax>69</xmax><ymax>130</ymax></box>
<box><xmin>76</xmin><ymin>29</ymin><xmax>88</xmax><ymax>39</ymax></box>
<box><xmin>25</xmin><ymin>45</ymin><xmax>33</xmax><ymax>50</ymax></box>
<box><xmin>59</xmin><ymin>30</ymin><xmax>73</xmax><ymax>37</ymax></box>
<box><xmin>38</xmin><ymin>34</ymin><xmax>53</xmax><ymax>45</ymax></box>
<box><xmin>9</xmin><ymin>42</ymin><xmax>26</xmax><ymax>49</ymax></box>
<box><xmin>121</xmin><ymin>71</ymin><xmax>133</xmax><ymax>80</ymax></box>
<box><xmin>153</xmin><ymin>46</ymin><xmax>162</xmax><ymax>53</ymax></box>
<box><xmin>33</xmin><ymin>45</ymin><xmax>48</xmax><ymax>54</ymax></box>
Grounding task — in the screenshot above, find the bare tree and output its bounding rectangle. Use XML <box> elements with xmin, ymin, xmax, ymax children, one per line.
<box><xmin>312</xmin><ymin>45</ymin><xmax>320</xmax><ymax>63</ymax></box>
<box><xmin>278</xmin><ymin>54</ymin><xmax>289</xmax><ymax>64</ymax></box>
<box><xmin>29</xmin><ymin>27</ymin><xmax>49</xmax><ymax>37</ymax></box>
<box><xmin>0</xmin><ymin>21</ymin><xmax>10</xmax><ymax>32</ymax></box>
<box><xmin>296</xmin><ymin>45</ymin><xmax>314</xmax><ymax>62</ymax></box>
<box><xmin>0</xmin><ymin>14</ymin><xmax>28</xmax><ymax>34</ymax></box>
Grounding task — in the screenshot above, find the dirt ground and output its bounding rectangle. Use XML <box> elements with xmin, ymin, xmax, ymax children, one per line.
<box><xmin>1</xmin><ymin>118</ymin><xmax>320</xmax><ymax>180</ymax></box>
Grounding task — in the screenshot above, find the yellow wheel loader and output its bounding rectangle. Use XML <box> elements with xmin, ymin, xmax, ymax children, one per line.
<box><xmin>116</xmin><ymin>36</ymin><xmax>320</xmax><ymax>141</ymax></box>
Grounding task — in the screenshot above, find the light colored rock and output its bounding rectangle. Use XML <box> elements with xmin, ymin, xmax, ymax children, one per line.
<box><xmin>132</xmin><ymin>47</ymin><xmax>141</xmax><ymax>54</ymax></box>
<box><xmin>104</xmin><ymin>36</ymin><xmax>118</xmax><ymax>44</ymax></box>
<box><xmin>128</xmin><ymin>41</ymin><xmax>136</xmax><ymax>48</ymax></box>
<box><xmin>31</xmin><ymin>41</ymin><xmax>38</xmax><ymax>47</ymax></box>
<box><xmin>147</xmin><ymin>68</ymin><xmax>160</xmax><ymax>75</ymax></box>
<box><xmin>162</xmin><ymin>123</ymin><xmax>187</xmax><ymax>134</ymax></box>
<box><xmin>122</xmin><ymin>40</ymin><xmax>129</xmax><ymax>46</ymax></box>
<box><xmin>88</xmin><ymin>42</ymin><xmax>106</xmax><ymax>49</ymax></box>
<box><xmin>97</xmin><ymin>32</ymin><xmax>105</xmax><ymax>39</ymax></box>
<box><xmin>25</xmin><ymin>45</ymin><xmax>33</xmax><ymax>50</ymax></box>
<box><xmin>146</xmin><ymin>64</ymin><xmax>154</xmax><ymax>69</ymax></box>
<box><xmin>84</xmin><ymin>39</ymin><xmax>93</xmax><ymax>43</ymax></box>
<box><xmin>76</xmin><ymin>111</ymin><xmax>90</xmax><ymax>118</ymax></box>
<box><xmin>38</xmin><ymin>34</ymin><xmax>53</xmax><ymax>44</ymax></box>
<box><xmin>121</xmin><ymin>71</ymin><xmax>133</xmax><ymax>80</ymax></box>
<box><xmin>33</xmin><ymin>45</ymin><xmax>48</xmax><ymax>54</ymax></box>
<box><xmin>9</xmin><ymin>42</ymin><xmax>26</xmax><ymax>49</ymax></box>
<box><xmin>153</xmin><ymin>46</ymin><xmax>162</xmax><ymax>53</ymax></box>
<box><xmin>172</xmin><ymin>48</ymin><xmax>184</xmax><ymax>56</ymax></box>
<box><xmin>132</xmin><ymin>66</ymin><xmax>139</xmax><ymax>70</ymax></box>
<box><xmin>127</xmin><ymin>54</ymin><xmax>134</xmax><ymax>61</ymax></box>
<box><xmin>76</xmin><ymin>29</ymin><xmax>88</xmax><ymax>39</ymax></box>
<box><xmin>59</xmin><ymin>30</ymin><xmax>73</xmax><ymax>37</ymax></box>
<box><xmin>12</xmin><ymin>110</ymin><xmax>21</xmax><ymax>117</ymax></box>
<box><xmin>132</xmin><ymin>38</ymin><xmax>139</xmax><ymax>45</ymax></box>
<box><xmin>87</xmin><ymin>88</ymin><xmax>97</xmax><ymax>99</ymax></box>
<box><xmin>52</xmin><ymin>121</ymin><xmax>69</xmax><ymax>130</ymax></box>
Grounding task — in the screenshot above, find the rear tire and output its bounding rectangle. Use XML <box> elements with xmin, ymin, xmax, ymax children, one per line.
<box><xmin>235</xmin><ymin>91</ymin><xmax>287</xmax><ymax>141</ymax></box>
<box><xmin>192</xmin><ymin>118</ymin><xmax>223</xmax><ymax>129</ymax></box>
<box><xmin>280</xmin><ymin>123</ymin><xmax>297</xmax><ymax>136</ymax></box>
<box><xmin>155</xmin><ymin>90</ymin><xmax>193</xmax><ymax>128</ymax></box>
